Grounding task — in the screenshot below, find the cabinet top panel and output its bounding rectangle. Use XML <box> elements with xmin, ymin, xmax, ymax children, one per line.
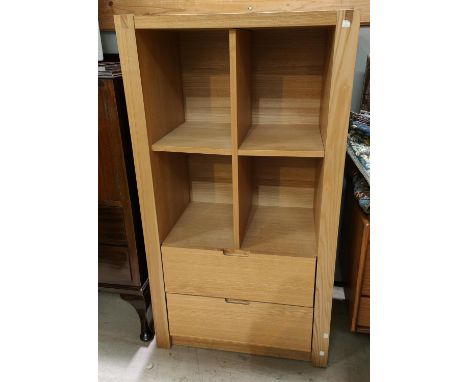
<box><xmin>131</xmin><ymin>11</ymin><xmax>342</xmax><ymax>29</ymax></box>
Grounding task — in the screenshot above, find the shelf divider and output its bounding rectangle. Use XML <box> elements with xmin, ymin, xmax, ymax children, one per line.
<box><xmin>230</xmin><ymin>29</ymin><xmax>252</xmax><ymax>248</ymax></box>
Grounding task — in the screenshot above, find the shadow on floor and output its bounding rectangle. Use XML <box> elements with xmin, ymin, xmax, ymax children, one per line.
<box><xmin>99</xmin><ymin>292</ymin><xmax>369</xmax><ymax>382</ymax></box>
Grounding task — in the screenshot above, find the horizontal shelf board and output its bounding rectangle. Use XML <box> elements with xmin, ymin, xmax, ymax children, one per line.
<box><xmin>163</xmin><ymin>202</ymin><xmax>234</xmax><ymax>250</ymax></box>
<box><xmin>241</xmin><ymin>206</ymin><xmax>316</xmax><ymax>258</ymax></box>
<box><xmin>238</xmin><ymin>124</ymin><xmax>324</xmax><ymax>158</ymax></box>
<box><xmin>152</xmin><ymin>122</ymin><xmax>231</xmax><ymax>155</ymax></box>
<box><xmin>134</xmin><ymin>12</ymin><xmax>338</xmax><ymax>30</ymax></box>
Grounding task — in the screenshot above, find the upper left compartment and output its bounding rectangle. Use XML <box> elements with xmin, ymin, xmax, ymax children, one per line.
<box><xmin>135</xmin><ymin>29</ymin><xmax>232</xmax><ymax>155</ymax></box>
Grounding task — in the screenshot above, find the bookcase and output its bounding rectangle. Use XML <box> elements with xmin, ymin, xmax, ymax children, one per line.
<box><xmin>115</xmin><ymin>10</ymin><xmax>359</xmax><ymax>367</ymax></box>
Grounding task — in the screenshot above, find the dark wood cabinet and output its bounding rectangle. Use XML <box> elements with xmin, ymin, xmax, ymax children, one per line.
<box><xmin>98</xmin><ymin>76</ymin><xmax>153</xmax><ymax>341</ymax></box>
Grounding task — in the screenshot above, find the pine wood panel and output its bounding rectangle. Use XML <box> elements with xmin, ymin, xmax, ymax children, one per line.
<box><xmin>238</xmin><ymin>124</ymin><xmax>324</xmax><ymax>157</ymax></box>
<box><xmin>135</xmin><ymin>29</ymin><xmax>185</xmax><ymax>143</ymax></box>
<box><xmin>135</xmin><ymin>11</ymin><xmax>338</xmax><ymax>29</ymax></box>
<box><xmin>180</xmin><ymin>31</ymin><xmax>231</xmax><ymax>124</ymax></box>
<box><xmin>166</xmin><ymin>293</ymin><xmax>313</xmax><ymax>353</ymax></box>
<box><xmin>152</xmin><ymin>121</ymin><xmax>231</xmax><ymax>155</ymax></box>
<box><xmin>172</xmin><ymin>335</ymin><xmax>310</xmax><ymax>361</ymax></box>
<box><xmin>188</xmin><ymin>154</ymin><xmax>233</xmax><ymax>205</ymax></box>
<box><xmin>251</xmin><ymin>28</ymin><xmax>327</xmax><ymax>126</ymax></box>
<box><xmin>152</xmin><ymin>152</ymin><xmax>190</xmax><ymax>241</ymax></box>
<box><xmin>230</xmin><ymin>29</ymin><xmax>252</xmax><ymax>247</ymax></box>
<box><xmin>311</xmin><ymin>10</ymin><xmax>360</xmax><ymax>366</ymax></box>
<box><xmin>114</xmin><ymin>14</ymin><xmax>171</xmax><ymax>347</ymax></box>
<box><xmin>251</xmin><ymin>157</ymin><xmax>318</xmax><ymax>209</ymax></box>
<box><xmin>100</xmin><ymin>1</ymin><xmax>370</xmax><ymax>31</ymax></box>
<box><xmin>241</xmin><ymin>206</ymin><xmax>316</xmax><ymax>257</ymax></box>
<box><xmin>163</xmin><ymin>202</ymin><xmax>234</xmax><ymax>250</ymax></box>
<box><xmin>162</xmin><ymin>247</ymin><xmax>316</xmax><ymax>306</ymax></box>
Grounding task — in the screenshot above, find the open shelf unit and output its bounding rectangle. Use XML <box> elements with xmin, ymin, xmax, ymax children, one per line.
<box><xmin>116</xmin><ymin>10</ymin><xmax>359</xmax><ymax>367</ymax></box>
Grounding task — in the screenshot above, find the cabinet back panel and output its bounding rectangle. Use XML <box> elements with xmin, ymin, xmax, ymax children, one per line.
<box><xmin>188</xmin><ymin>154</ymin><xmax>233</xmax><ymax>204</ymax></box>
<box><xmin>252</xmin><ymin>157</ymin><xmax>318</xmax><ymax>208</ymax></box>
<box><xmin>179</xmin><ymin>31</ymin><xmax>231</xmax><ymax>124</ymax></box>
<box><xmin>251</xmin><ymin>28</ymin><xmax>329</xmax><ymax>126</ymax></box>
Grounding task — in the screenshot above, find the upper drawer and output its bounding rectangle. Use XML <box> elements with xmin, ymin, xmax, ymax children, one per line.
<box><xmin>162</xmin><ymin>246</ymin><xmax>316</xmax><ymax>307</ymax></box>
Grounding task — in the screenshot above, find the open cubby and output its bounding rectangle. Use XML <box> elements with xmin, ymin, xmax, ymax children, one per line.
<box><xmin>116</xmin><ymin>11</ymin><xmax>359</xmax><ymax>365</ymax></box>
<box><xmin>235</xmin><ymin>28</ymin><xmax>330</xmax><ymax>157</ymax></box>
<box><xmin>136</xmin><ymin>29</ymin><xmax>231</xmax><ymax>155</ymax></box>
<box><xmin>153</xmin><ymin>152</ymin><xmax>233</xmax><ymax>250</ymax></box>
<box><xmin>237</xmin><ymin>156</ymin><xmax>319</xmax><ymax>257</ymax></box>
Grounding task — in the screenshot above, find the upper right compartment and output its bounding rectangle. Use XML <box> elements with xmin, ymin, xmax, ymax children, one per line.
<box><xmin>236</xmin><ymin>27</ymin><xmax>333</xmax><ymax>158</ymax></box>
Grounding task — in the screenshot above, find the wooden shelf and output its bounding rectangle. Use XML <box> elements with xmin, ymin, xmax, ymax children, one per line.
<box><xmin>152</xmin><ymin>122</ymin><xmax>231</xmax><ymax>155</ymax></box>
<box><xmin>241</xmin><ymin>206</ymin><xmax>316</xmax><ymax>258</ymax></box>
<box><xmin>163</xmin><ymin>202</ymin><xmax>234</xmax><ymax>250</ymax></box>
<box><xmin>238</xmin><ymin>124</ymin><xmax>324</xmax><ymax>157</ymax></box>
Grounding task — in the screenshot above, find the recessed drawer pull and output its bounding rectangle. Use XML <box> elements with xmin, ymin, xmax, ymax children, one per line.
<box><xmin>225</xmin><ymin>298</ymin><xmax>250</xmax><ymax>305</ymax></box>
<box><xmin>222</xmin><ymin>249</ymin><xmax>249</xmax><ymax>257</ymax></box>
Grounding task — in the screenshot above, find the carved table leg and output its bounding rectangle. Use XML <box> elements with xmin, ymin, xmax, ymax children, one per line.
<box><xmin>120</xmin><ymin>291</ymin><xmax>154</xmax><ymax>342</ymax></box>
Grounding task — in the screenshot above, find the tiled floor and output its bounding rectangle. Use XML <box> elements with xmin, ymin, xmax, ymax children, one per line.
<box><xmin>99</xmin><ymin>292</ymin><xmax>369</xmax><ymax>382</ymax></box>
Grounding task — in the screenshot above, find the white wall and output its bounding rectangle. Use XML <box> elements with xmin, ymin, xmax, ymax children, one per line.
<box><xmin>351</xmin><ymin>27</ymin><xmax>370</xmax><ymax>112</ymax></box>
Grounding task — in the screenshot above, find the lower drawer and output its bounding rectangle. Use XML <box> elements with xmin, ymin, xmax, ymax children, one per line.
<box><xmin>167</xmin><ymin>293</ymin><xmax>313</xmax><ymax>359</ymax></box>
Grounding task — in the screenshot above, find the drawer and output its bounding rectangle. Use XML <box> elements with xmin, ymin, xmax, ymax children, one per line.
<box><xmin>357</xmin><ymin>296</ymin><xmax>370</xmax><ymax>329</ymax></box>
<box><xmin>98</xmin><ymin>205</ymin><xmax>127</xmax><ymax>245</ymax></box>
<box><xmin>162</xmin><ymin>246</ymin><xmax>316</xmax><ymax>307</ymax></box>
<box><xmin>167</xmin><ymin>293</ymin><xmax>313</xmax><ymax>358</ymax></box>
<box><xmin>98</xmin><ymin>245</ymin><xmax>132</xmax><ymax>285</ymax></box>
<box><xmin>361</xmin><ymin>245</ymin><xmax>370</xmax><ymax>296</ymax></box>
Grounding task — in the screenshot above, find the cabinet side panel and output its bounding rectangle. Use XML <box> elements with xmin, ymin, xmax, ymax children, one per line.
<box><xmin>135</xmin><ymin>29</ymin><xmax>185</xmax><ymax>143</ymax></box>
<box><xmin>311</xmin><ymin>10</ymin><xmax>360</xmax><ymax>367</ymax></box>
<box><xmin>114</xmin><ymin>14</ymin><xmax>171</xmax><ymax>348</ymax></box>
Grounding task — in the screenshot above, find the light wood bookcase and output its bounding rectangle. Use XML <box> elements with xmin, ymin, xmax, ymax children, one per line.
<box><xmin>115</xmin><ymin>10</ymin><xmax>359</xmax><ymax>367</ymax></box>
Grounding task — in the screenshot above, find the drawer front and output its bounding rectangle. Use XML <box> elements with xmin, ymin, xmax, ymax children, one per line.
<box><xmin>98</xmin><ymin>245</ymin><xmax>133</xmax><ymax>285</ymax></box>
<box><xmin>167</xmin><ymin>293</ymin><xmax>313</xmax><ymax>353</ymax></box>
<box><xmin>99</xmin><ymin>205</ymin><xmax>127</xmax><ymax>245</ymax></box>
<box><xmin>361</xmin><ymin>245</ymin><xmax>370</xmax><ymax>296</ymax></box>
<box><xmin>162</xmin><ymin>246</ymin><xmax>316</xmax><ymax>307</ymax></box>
<box><xmin>357</xmin><ymin>296</ymin><xmax>370</xmax><ymax>328</ymax></box>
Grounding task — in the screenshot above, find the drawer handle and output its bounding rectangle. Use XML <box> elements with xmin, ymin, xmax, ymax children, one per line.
<box><xmin>225</xmin><ymin>298</ymin><xmax>250</xmax><ymax>305</ymax></box>
<box><xmin>222</xmin><ymin>249</ymin><xmax>249</xmax><ymax>257</ymax></box>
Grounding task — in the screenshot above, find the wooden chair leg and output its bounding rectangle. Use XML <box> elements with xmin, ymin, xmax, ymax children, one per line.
<box><xmin>120</xmin><ymin>292</ymin><xmax>154</xmax><ymax>342</ymax></box>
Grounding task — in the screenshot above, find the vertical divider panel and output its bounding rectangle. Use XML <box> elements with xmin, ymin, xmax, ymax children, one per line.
<box><xmin>311</xmin><ymin>10</ymin><xmax>360</xmax><ymax>367</ymax></box>
<box><xmin>230</xmin><ymin>29</ymin><xmax>253</xmax><ymax>248</ymax></box>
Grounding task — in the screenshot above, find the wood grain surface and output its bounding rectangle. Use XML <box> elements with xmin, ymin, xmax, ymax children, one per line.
<box><xmin>100</xmin><ymin>1</ymin><xmax>370</xmax><ymax>30</ymax></box>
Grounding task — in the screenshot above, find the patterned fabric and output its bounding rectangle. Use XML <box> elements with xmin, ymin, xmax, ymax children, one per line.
<box><xmin>351</xmin><ymin>167</ymin><xmax>370</xmax><ymax>214</ymax></box>
<box><xmin>347</xmin><ymin>111</ymin><xmax>370</xmax><ymax>183</ymax></box>
<box><xmin>347</xmin><ymin>110</ymin><xmax>370</xmax><ymax>214</ymax></box>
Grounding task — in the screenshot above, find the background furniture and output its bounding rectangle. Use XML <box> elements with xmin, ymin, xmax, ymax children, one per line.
<box><xmin>339</xmin><ymin>159</ymin><xmax>370</xmax><ymax>332</ymax></box>
<box><xmin>115</xmin><ymin>11</ymin><xmax>359</xmax><ymax>366</ymax></box>
<box><xmin>98</xmin><ymin>73</ymin><xmax>154</xmax><ymax>341</ymax></box>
